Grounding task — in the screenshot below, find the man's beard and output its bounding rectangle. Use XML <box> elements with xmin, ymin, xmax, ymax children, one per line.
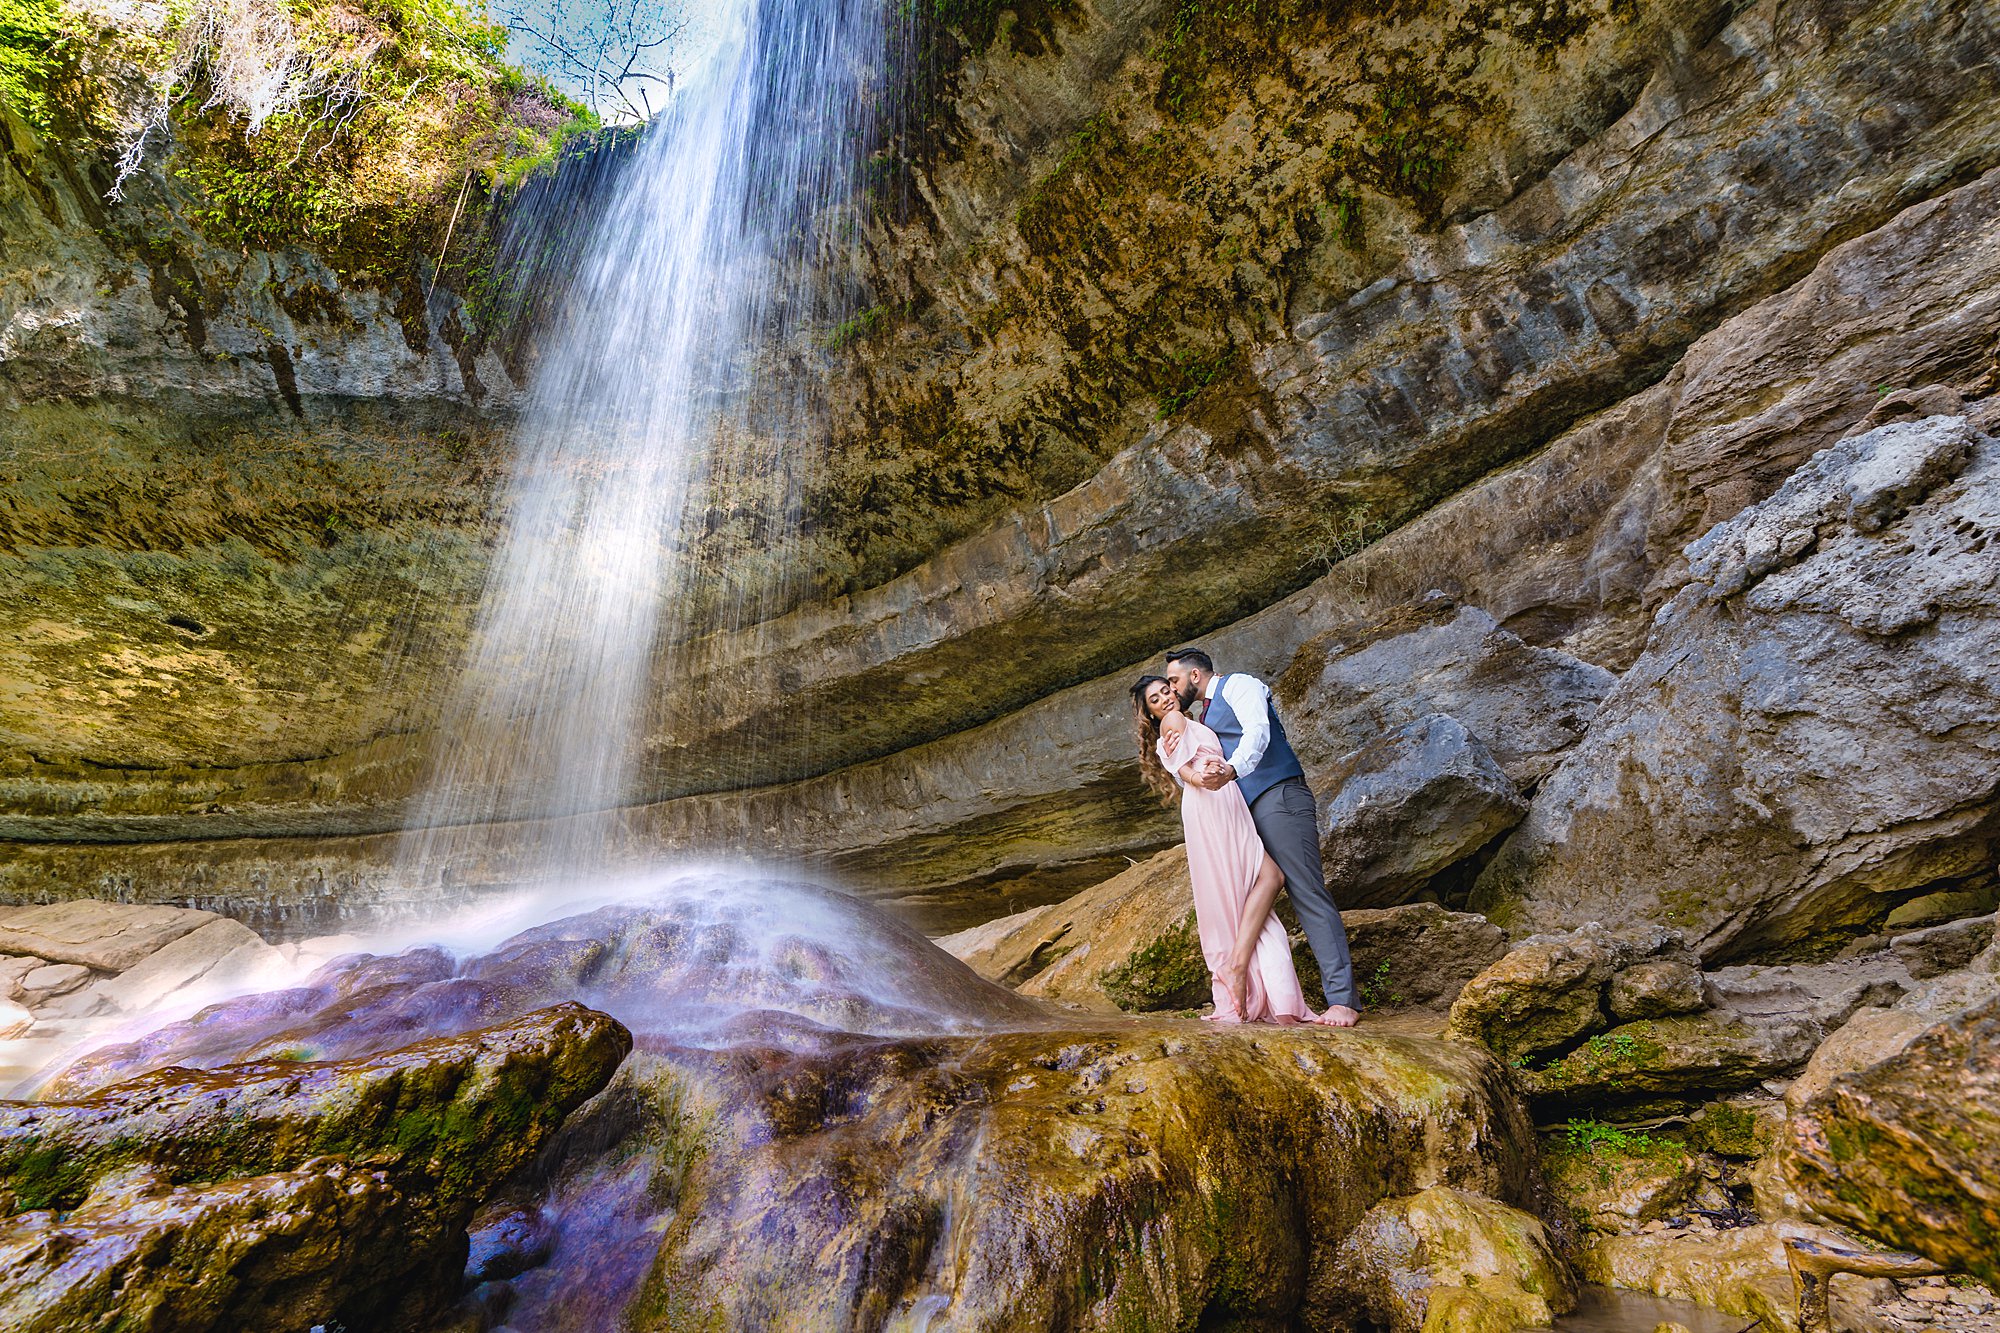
<box><xmin>1177</xmin><ymin>681</ymin><xmax>1200</xmax><ymax>710</ymax></box>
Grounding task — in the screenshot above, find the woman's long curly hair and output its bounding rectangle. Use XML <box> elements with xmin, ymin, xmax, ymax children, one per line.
<box><xmin>1131</xmin><ymin>675</ymin><xmax>1179</xmax><ymax>806</ymax></box>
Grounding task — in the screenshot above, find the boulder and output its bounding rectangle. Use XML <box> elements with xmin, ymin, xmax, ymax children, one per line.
<box><xmin>1282</xmin><ymin>604</ymin><xmax>1617</xmax><ymax>789</ymax></box>
<box><xmin>1581</xmin><ymin>1219</ymin><xmax>1894</xmax><ymax>1333</ymax></box>
<box><xmin>1341</xmin><ymin>903</ymin><xmax>1509</xmax><ymax>1011</ymax></box>
<box><xmin>1473</xmin><ymin>414</ymin><xmax>2000</xmax><ymax>961</ymax></box>
<box><xmin>1326</xmin><ymin>1186</ymin><xmax>1574</xmax><ymax>1333</ymax></box>
<box><xmin>1609</xmin><ymin>960</ymin><xmax>1708</xmax><ymax>1021</ymax></box>
<box><xmin>3</xmin><ymin>1002</ymin><xmax>631</xmax><ymax>1213</ymax></box>
<box><xmin>1788</xmin><ymin>994</ymin><xmax>2000</xmax><ymax>1286</ymax></box>
<box><xmin>1318</xmin><ymin>714</ymin><xmax>1528</xmax><ymax>909</ymax></box>
<box><xmin>84</xmin><ymin>918</ymin><xmax>283</xmax><ymax>1015</ymax></box>
<box><xmin>0</xmin><ymin>956</ymin><xmax>35</xmax><ymax>999</ymax></box>
<box><xmin>1518</xmin><ymin>1013</ymin><xmax>1821</xmax><ymax>1117</ymax></box>
<box><xmin>1544</xmin><ymin>1134</ymin><xmax>1708</xmax><ymax>1234</ymax></box>
<box><xmin>1784</xmin><ymin>1008</ymin><xmax>1931</xmax><ymax>1112</ymax></box>
<box><xmin>1443</xmin><ymin>924</ymin><xmax>1695</xmax><ymax>1064</ymax></box>
<box><xmin>1891</xmin><ymin>913</ymin><xmax>1997</xmax><ymax>980</ymax></box>
<box><xmin>15</xmin><ymin>962</ymin><xmax>91</xmax><ymax>1005</ymax></box>
<box><xmin>0</xmin><ymin>1160</ymin><xmax>418</xmax><ymax>1333</ymax></box>
<box><xmin>0</xmin><ymin>1002</ymin><xmax>629</xmax><ymax>1330</ymax></box>
<box><xmin>0</xmin><ymin>901</ymin><xmax>218</xmax><ymax>972</ymax></box>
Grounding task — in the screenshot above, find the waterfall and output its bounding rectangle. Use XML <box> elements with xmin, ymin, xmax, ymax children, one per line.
<box><xmin>398</xmin><ymin>0</ymin><xmax>884</xmax><ymax>890</ymax></box>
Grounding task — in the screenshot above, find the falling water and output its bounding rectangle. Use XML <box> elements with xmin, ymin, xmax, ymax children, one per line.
<box><xmin>398</xmin><ymin>0</ymin><xmax>884</xmax><ymax>887</ymax></box>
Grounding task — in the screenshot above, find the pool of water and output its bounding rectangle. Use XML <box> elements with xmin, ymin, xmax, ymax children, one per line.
<box><xmin>1551</xmin><ymin>1287</ymin><xmax>1756</xmax><ymax>1332</ymax></box>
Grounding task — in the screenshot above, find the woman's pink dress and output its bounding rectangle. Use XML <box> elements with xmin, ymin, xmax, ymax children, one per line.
<box><xmin>1158</xmin><ymin>717</ymin><xmax>1318</xmax><ymax>1023</ymax></box>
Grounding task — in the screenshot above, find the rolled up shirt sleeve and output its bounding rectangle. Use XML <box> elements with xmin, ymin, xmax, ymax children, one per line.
<box><xmin>1222</xmin><ymin>674</ymin><xmax>1273</xmax><ymax>776</ymax></box>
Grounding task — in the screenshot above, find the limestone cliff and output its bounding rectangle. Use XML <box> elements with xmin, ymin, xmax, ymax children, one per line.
<box><xmin>3</xmin><ymin>0</ymin><xmax>1999</xmax><ymax>938</ymax></box>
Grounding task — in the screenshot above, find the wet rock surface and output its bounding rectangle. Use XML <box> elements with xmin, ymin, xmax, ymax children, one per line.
<box><xmin>7</xmin><ymin>880</ymin><xmax>1564</xmax><ymax>1332</ymax></box>
<box><xmin>5</xmin><ymin>0</ymin><xmax>2000</xmax><ymax>930</ymax></box>
<box><xmin>0</xmin><ymin>1002</ymin><xmax>629</xmax><ymax>1332</ymax></box>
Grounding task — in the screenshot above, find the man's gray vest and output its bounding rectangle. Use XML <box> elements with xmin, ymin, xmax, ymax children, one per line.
<box><xmin>1202</xmin><ymin>674</ymin><xmax>1307</xmax><ymax>807</ymax></box>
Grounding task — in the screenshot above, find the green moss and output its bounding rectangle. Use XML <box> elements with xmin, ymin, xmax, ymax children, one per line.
<box><xmin>0</xmin><ymin>0</ymin><xmax>75</xmax><ymax>132</ymax></box>
<box><xmin>1683</xmin><ymin>1102</ymin><xmax>1764</xmax><ymax>1158</ymax></box>
<box><xmin>1098</xmin><ymin>911</ymin><xmax>1211</xmax><ymax>1011</ymax></box>
<box><xmin>1153</xmin><ymin>345</ymin><xmax>1233</xmax><ymax>419</ymax></box>
<box><xmin>105</xmin><ymin>0</ymin><xmax>598</xmax><ymax>277</ymax></box>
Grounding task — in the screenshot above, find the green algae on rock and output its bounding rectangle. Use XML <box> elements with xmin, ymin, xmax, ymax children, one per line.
<box><xmin>1787</xmin><ymin>993</ymin><xmax>2000</xmax><ymax>1287</ymax></box>
<box><xmin>0</xmin><ymin>1001</ymin><xmax>630</xmax><ymax>1330</ymax></box>
<box><xmin>617</xmin><ymin>1020</ymin><xmax>1565</xmax><ymax>1331</ymax></box>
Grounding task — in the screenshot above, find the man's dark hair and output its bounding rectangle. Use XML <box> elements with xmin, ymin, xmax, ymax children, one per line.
<box><xmin>1165</xmin><ymin>647</ymin><xmax>1214</xmax><ymax>674</ymax></box>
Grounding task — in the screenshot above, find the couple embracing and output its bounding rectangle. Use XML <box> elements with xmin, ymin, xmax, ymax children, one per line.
<box><xmin>1132</xmin><ymin>649</ymin><xmax>1360</xmax><ymax>1027</ymax></box>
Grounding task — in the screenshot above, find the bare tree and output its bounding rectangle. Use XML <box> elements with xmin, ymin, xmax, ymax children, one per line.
<box><xmin>493</xmin><ymin>0</ymin><xmax>689</xmax><ymax>123</ymax></box>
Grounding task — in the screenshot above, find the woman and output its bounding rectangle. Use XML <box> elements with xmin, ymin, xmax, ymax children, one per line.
<box><xmin>1132</xmin><ymin>674</ymin><xmax>1322</xmax><ymax>1024</ymax></box>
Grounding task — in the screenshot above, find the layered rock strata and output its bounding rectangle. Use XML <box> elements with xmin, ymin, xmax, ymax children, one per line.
<box><xmin>6</xmin><ymin>0</ymin><xmax>2000</xmax><ymax>929</ymax></box>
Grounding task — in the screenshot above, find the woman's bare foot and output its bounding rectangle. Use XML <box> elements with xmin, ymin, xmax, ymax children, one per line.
<box><xmin>1319</xmin><ymin>1005</ymin><xmax>1360</xmax><ymax>1028</ymax></box>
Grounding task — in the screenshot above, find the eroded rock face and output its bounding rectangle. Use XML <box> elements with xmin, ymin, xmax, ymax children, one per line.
<box><xmin>947</xmin><ymin>846</ymin><xmax>1508</xmax><ymax>1015</ymax></box>
<box><xmin>8</xmin><ymin>0</ymin><xmax>2000</xmax><ymax>929</ymax></box>
<box><xmin>0</xmin><ymin>1002</ymin><xmax>630</xmax><ymax>1331</ymax></box>
<box><xmin>1326</xmin><ymin>1186</ymin><xmax>1574</xmax><ymax>1333</ymax></box>
<box><xmin>1788</xmin><ymin>994</ymin><xmax>2000</xmax><ymax>1287</ymax></box>
<box><xmin>1474</xmin><ymin>412</ymin><xmax>2000</xmax><ymax>960</ymax></box>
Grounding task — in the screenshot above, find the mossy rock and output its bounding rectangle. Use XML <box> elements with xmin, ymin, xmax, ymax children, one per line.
<box><xmin>1096</xmin><ymin>909</ymin><xmax>1210</xmax><ymax>1010</ymax></box>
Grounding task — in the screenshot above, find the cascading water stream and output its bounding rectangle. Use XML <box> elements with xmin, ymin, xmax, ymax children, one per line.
<box><xmin>398</xmin><ymin>0</ymin><xmax>883</xmax><ymax>890</ymax></box>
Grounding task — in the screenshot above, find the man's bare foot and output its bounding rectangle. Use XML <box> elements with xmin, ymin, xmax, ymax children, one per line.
<box><xmin>1320</xmin><ymin>1005</ymin><xmax>1359</xmax><ymax>1028</ymax></box>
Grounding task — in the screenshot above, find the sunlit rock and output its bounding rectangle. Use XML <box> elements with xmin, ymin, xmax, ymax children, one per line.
<box><xmin>1475</xmin><ymin>413</ymin><xmax>2000</xmax><ymax>959</ymax></box>
<box><xmin>1326</xmin><ymin>1186</ymin><xmax>1574</xmax><ymax>1333</ymax></box>
<box><xmin>23</xmin><ymin>877</ymin><xmax>1561</xmax><ymax>1330</ymax></box>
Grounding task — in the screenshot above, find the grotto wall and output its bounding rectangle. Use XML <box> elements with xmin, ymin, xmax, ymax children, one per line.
<box><xmin>2</xmin><ymin>0</ymin><xmax>1999</xmax><ymax>933</ymax></box>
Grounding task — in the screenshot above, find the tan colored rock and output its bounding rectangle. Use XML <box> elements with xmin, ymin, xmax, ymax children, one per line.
<box><xmin>1582</xmin><ymin>1220</ymin><xmax>1870</xmax><ymax>1332</ymax></box>
<box><xmin>0</xmin><ymin>955</ymin><xmax>35</xmax><ymax>999</ymax></box>
<box><xmin>0</xmin><ymin>901</ymin><xmax>217</xmax><ymax>972</ymax></box>
<box><xmin>1610</xmin><ymin>960</ymin><xmax>1709</xmax><ymax>1022</ymax></box>
<box><xmin>16</xmin><ymin>962</ymin><xmax>91</xmax><ymax>1004</ymax></box>
<box><xmin>1545</xmin><ymin>1137</ymin><xmax>1706</xmax><ymax>1234</ymax></box>
<box><xmin>0</xmin><ymin>1000</ymin><xmax>27</xmax><ymax>1041</ymax></box>
<box><xmin>1327</xmin><ymin>1186</ymin><xmax>1575</xmax><ymax>1332</ymax></box>
<box><xmin>1443</xmin><ymin>924</ymin><xmax>1692</xmax><ymax>1064</ymax></box>
<box><xmin>87</xmin><ymin>919</ymin><xmax>280</xmax><ymax>1016</ymax></box>
<box><xmin>1788</xmin><ymin>995</ymin><xmax>2000</xmax><ymax>1287</ymax></box>
<box><xmin>1341</xmin><ymin>903</ymin><xmax>1509</xmax><ymax>1011</ymax></box>
<box><xmin>1785</xmin><ymin>1008</ymin><xmax>1930</xmax><ymax>1112</ymax></box>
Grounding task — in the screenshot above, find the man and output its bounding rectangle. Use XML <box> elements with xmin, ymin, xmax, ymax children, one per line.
<box><xmin>1164</xmin><ymin>647</ymin><xmax>1359</xmax><ymax>1026</ymax></box>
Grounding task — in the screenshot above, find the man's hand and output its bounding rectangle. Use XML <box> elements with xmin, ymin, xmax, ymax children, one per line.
<box><xmin>1195</xmin><ymin>760</ymin><xmax>1236</xmax><ymax>790</ymax></box>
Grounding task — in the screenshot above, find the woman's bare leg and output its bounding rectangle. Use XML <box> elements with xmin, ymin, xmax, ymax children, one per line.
<box><xmin>1220</xmin><ymin>854</ymin><xmax>1286</xmax><ymax>1020</ymax></box>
